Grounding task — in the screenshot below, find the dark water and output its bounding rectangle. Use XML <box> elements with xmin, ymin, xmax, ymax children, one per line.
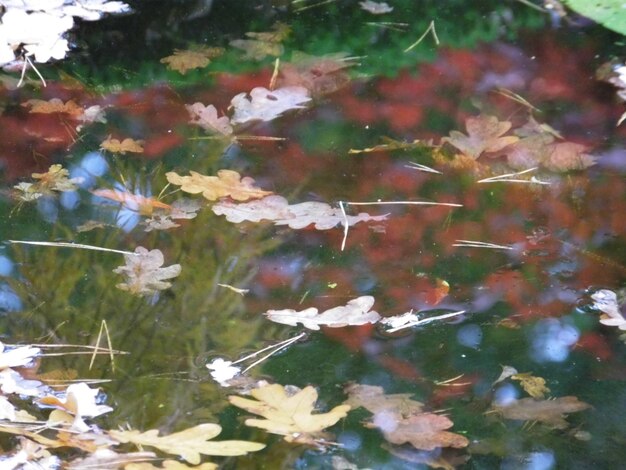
<box><xmin>1</xmin><ymin>1</ymin><xmax>625</xmax><ymax>469</ymax></box>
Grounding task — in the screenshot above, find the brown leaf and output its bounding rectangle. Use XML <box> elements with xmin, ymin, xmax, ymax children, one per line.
<box><xmin>492</xmin><ymin>396</ymin><xmax>591</xmax><ymax>429</ymax></box>
<box><xmin>166</xmin><ymin>170</ymin><xmax>272</xmax><ymax>201</ymax></box>
<box><xmin>23</xmin><ymin>98</ymin><xmax>84</xmax><ymax>117</ymax></box>
<box><xmin>344</xmin><ymin>383</ymin><xmax>424</xmax><ymax>418</ymax></box>
<box><xmin>228</xmin><ymin>384</ymin><xmax>350</xmax><ymax>442</ymax></box>
<box><xmin>442</xmin><ymin>114</ymin><xmax>518</xmax><ymax>159</ymax></box>
<box><xmin>100</xmin><ymin>137</ymin><xmax>144</xmax><ymax>154</ymax></box>
<box><xmin>186</xmin><ymin>103</ymin><xmax>233</xmax><ymax>135</ymax></box>
<box><xmin>511</xmin><ymin>372</ymin><xmax>550</xmax><ymax>399</ymax></box>
<box><xmin>278</xmin><ymin>52</ymin><xmax>355</xmax><ymax>97</ymax></box>
<box><xmin>113</xmin><ymin>247</ymin><xmax>181</xmax><ymax>296</ymax></box>
<box><xmin>160</xmin><ymin>47</ymin><xmax>224</xmax><ymax>74</ymax></box>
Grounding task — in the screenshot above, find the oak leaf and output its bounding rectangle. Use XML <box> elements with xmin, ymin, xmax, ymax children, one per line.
<box><xmin>442</xmin><ymin>114</ymin><xmax>518</xmax><ymax>159</ymax></box>
<box><xmin>278</xmin><ymin>52</ymin><xmax>355</xmax><ymax>97</ymax></box>
<box><xmin>212</xmin><ymin>195</ymin><xmax>387</xmax><ymax>229</ymax></box>
<box><xmin>511</xmin><ymin>372</ymin><xmax>550</xmax><ymax>399</ymax></box>
<box><xmin>15</xmin><ymin>164</ymin><xmax>83</xmax><ymax>201</ymax></box>
<box><xmin>166</xmin><ymin>170</ymin><xmax>272</xmax><ymax>201</ymax></box>
<box><xmin>100</xmin><ymin>137</ymin><xmax>144</xmax><ymax>154</ymax></box>
<box><xmin>230</xmin><ymin>86</ymin><xmax>311</xmax><ymax>125</ymax></box>
<box><xmin>228</xmin><ymin>384</ymin><xmax>350</xmax><ymax>442</ymax></box>
<box><xmin>264</xmin><ymin>296</ymin><xmax>381</xmax><ymax>330</ymax></box>
<box><xmin>113</xmin><ymin>247</ymin><xmax>181</xmax><ymax>296</ymax></box>
<box><xmin>492</xmin><ymin>396</ymin><xmax>591</xmax><ymax>429</ymax></box>
<box><xmin>344</xmin><ymin>383</ymin><xmax>424</xmax><ymax>417</ymax></box>
<box><xmin>23</xmin><ymin>98</ymin><xmax>84</xmax><ymax>117</ymax></box>
<box><xmin>230</xmin><ymin>22</ymin><xmax>290</xmax><ymax>60</ymax></box>
<box><xmin>143</xmin><ymin>198</ymin><xmax>202</xmax><ymax>232</ymax></box>
<box><xmin>108</xmin><ymin>424</ymin><xmax>264</xmax><ymax>465</ymax></box>
<box><xmin>160</xmin><ymin>47</ymin><xmax>224</xmax><ymax>74</ymax></box>
<box><xmin>186</xmin><ymin>103</ymin><xmax>233</xmax><ymax>135</ymax></box>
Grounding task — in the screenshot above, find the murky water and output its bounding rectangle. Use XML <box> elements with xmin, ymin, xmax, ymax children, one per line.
<box><xmin>1</xmin><ymin>2</ymin><xmax>625</xmax><ymax>469</ymax></box>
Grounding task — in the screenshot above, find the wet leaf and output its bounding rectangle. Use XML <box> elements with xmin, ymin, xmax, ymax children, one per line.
<box><xmin>186</xmin><ymin>103</ymin><xmax>233</xmax><ymax>135</ymax></box>
<box><xmin>143</xmin><ymin>199</ymin><xmax>202</xmax><ymax>232</ymax></box>
<box><xmin>125</xmin><ymin>460</ymin><xmax>218</xmax><ymax>470</ymax></box>
<box><xmin>359</xmin><ymin>1</ymin><xmax>394</xmax><ymax>14</ymax></box>
<box><xmin>344</xmin><ymin>383</ymin><xmax>424</xmax><ymax>417</ymax></box>
<box><xmin>15</xmin><ymin>164</ymin><xmax>83</xmax><ymax>200</ymax></box>
<box><xmin>591</xmin><ymin>289</ymin><xmax>626</xmax><ymax>330</ymax></box>
<box><xmin>492</xmin><ymin>396</ymin><xmax>591</xmax><ymax>428</ymax></box>
<box><xmin>442</xmin><ymin>114</ymin><xmax>518</xmax><ymax>159</ymax></box>
<box><xmin>230</xmin><ymin>86</ymin><xmax>311</xmax><ymax>125</ymax></box>
<box><xmin>113</xmin><ymin>247</ymin><xmax>181</xmax><ymax>296</ymax></box>
<box><xmin>278</xmin><ymin>52</ymin><xmax>355</xmax><ymax>97</ymax></box>
<box><xmin>165</xmin><ymin>170</ymin><xmax>272</xmax><ymax>201</ymax></box>
<box><xmin>365</xmin><ymin>412</ymin><xmax>469</xmax><ymax>451</ymax></box>
<box><xmin>22</xmin><ymin>98</ymin><xmax>84</xmax><ymax>116</ymax></box>
<box><xmin>109</xmin><ymin>423</ymin><xmax>264</xmax><ymax>465</ymax></box>
<box><xmin>100</xmin><ymin>137</ymin><xmax>144</xmax><ymax>154</ymax></box>
<box><xmin>212</xmin><ymin>195</ymin><xmax>387</xmax><ymax>229</ymax></box>
<box><xmin>511</xmin><ymin>372</ymin><xmax>550</xmax><ymax>399</ymax></box>
<box><xmin>92</xmin><ymin>188</ymin><xmax>173</xmax><ymax>216</ymax></box>
<box><xmin>230</xmin><ymin>22</ymin><xmax>290</xmax><ymax>60</ymax></box>
<box><xmin>0</xmin><ymin>342</ymin><xmax>40</xmax><ymax>370</ymax></box>
<box><xmin>264</xmin><ymin>296</ymin><xmax>381</xmax><ymax>330</ymax></box>
<box><xmin>228</xmin><ymin>384</ymin><xmax>350</xmax><ymax>442</ymax></box>
<box><xmin>68</xmin><ymin>449</ymin><xmax>157</xmax><ymax>469</ymax></box>
<box><xmin>161</xmin><ymin>47</ymin><xmax>224</xmax><ymax>74</ymax></box>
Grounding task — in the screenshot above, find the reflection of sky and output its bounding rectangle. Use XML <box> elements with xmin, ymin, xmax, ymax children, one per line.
<box><xmin>530</xmin><ymin>318</ymin><xmax>579</xmax><ymax>363</ymax></box>
<box><xmin>502</xmin><ymin>451</ymin><xmax>555</xmax><ymax>470</ymax></box>
<box><xmin>70</xmin><ymin>151</ymin><xmax>109</xmax><ymax>188</ymax></box>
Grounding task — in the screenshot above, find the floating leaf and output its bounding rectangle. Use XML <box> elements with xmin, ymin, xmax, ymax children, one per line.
<box><xmin>92</xmin><ymin>188</ymin><xmax>172</xmax><ymax>216</ymax></box>
<box><xmin>511</xmin><ymin>372</ymin><xmax>550</xmax><ymax>399</ymax></box>
<box><xmin>100</xmin><ymin>136</ymin><xmax>144</xmax><ymax>154</ymax></box>
<box><xmin>113</xmin><ymin>247</ymin><xmax>181</xmax><ymax>296</ymax></box>
<box><xmin>143</xmin><ymin>199</ymin><xmax>202</xmax><ymax>232</ymax></box>
<box><xmin>442</xmin><ymin>114</ymin><xmax>518</xmax><ymax>159</ymax></box>
<box><xmin>591</xmin><ymin>289</ymin><xmax>626</xmax><ymax>330</ymax></box>
<box><xmin>359</xmin><ymin>1</ymin><xmax>394</xmax><ymax>14</ymax></box>
<box><xmin>230</xmin><ymin>23</ymin><xmax>290</xmax><ymax>60</ymax></box>
<box><xmin>264</xmin><ymin>296</ymin><xmax>381</xmax><ymax>330</ymax></box>
<box><xmin>492</xmin><ymin>396</ymin><xmax>591</xmax><ymax>429</ymax></box>
<box><xmin>68</xmin><ymin>449</ymin><xmax>157</xmax><ymax>470</ymax></box>
<box><xmin>166</xmin><ymin>170</ymin><xmax>272</xmax><ymax>202</ymax></box>
<box><xmin>278</xmin><ymin>52</ymin><xmax>355</xmax><ymax>97</ymax></box>
<box><xmin>186</xmin><ymin>103</ymin><xmax>233</xmax><ymax>135</ymax></box>
<box><xmin>0</xmin><ymin>342</ymin><xmax>40</xmax><ymax>370</ymax></box>
<box><xmin>161</xmin><ymin>47</ymin><xmax>224</xmax><ymax>74</ymax></box>
<box><xmin>109</xmin><ymin>424</ymin><xmax>264</xmax><ymax>465</ymax></box>
<box><xmin>212</xmin><ymin>195</ymin><xmax>387</xmax><ymax>229</ymax></box>
<box><xmin>126</xmin><ymin>460</ymin><xmax>218</xmax><ymax>470</ymax></box>
<box><xmin>22</xmin><ymin>98</ymin><xmax>84</xmax><ymax>117</ymax></box>
<box><xmin>345</xmin><ymin>383</ymin><xmax>424</xmax><ymax>417</ymax></box>
<box><xmin>230</xmin><ymin>86</ymin><xmax>311</xmax><ymax>125</ymax></box>
<box><xmin>15</xmin><ymin>164</ymin><xmax>83</xmax><ymax>201</ymax></box>
<box><xmin>229</xmin><ymin>384</ymin><xmax>350</xmax><ymax>443</ymax></box>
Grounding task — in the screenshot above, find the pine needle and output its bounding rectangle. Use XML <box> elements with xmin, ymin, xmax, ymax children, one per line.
<box><xmin>8</xmin><ymin>240</ymin><xmax>137</xmax><ymax>256</ymax></box>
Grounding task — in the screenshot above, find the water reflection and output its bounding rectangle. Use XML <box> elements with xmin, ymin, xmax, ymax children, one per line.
<box><xmin>530</xmin><ymin>318</ymin><xmax>580</xmax><ymax>363</ymax></box>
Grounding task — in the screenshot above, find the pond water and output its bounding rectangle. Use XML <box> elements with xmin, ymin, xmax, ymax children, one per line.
<box><xmin>1</xmin><ymin>1</ymin><xmax>626</xmax><ymax>469</ymax></box>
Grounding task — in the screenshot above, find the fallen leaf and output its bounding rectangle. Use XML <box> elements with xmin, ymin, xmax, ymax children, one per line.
<box><xmin>126</xmin><ymin>460</ymin><xmax>218</xmax><ymax>470</ymax></box>
<box><xmin>230</xmin><ymin>22</ymin><xmax>290</xmax><ymax>60</ymax></box>
<box><xmin>100</xmin><ymin>137</ymin><xmax>144</xmax><ymax>154</ymax></box>
<box><xmin>143</xmin><ymin>198</ymin><xmax>202</xmax><ymax>232</ymax></box>
<box><xmin>492</xmin><ymin>365</ymin><xmax>519</xmax><ymax>385</ymax></box>
<box><xmin>442</xmin><ymin>114</ymin><xmax>518</xmax><ymax>159</ymax></box>
<box><xmin>165</xmin><ymin>170</ymin><xmax>272</xmax><ymax>201</ymax></box>
<box><xmin>492</xmin><ymin>396</ymin><xmax>591</xmax><ymax>429</ymax></box>
<box><xmin>278</xmin><ymin>52</ymin><xmax>355</xmax><ymax>97</ymax></box>
<box><xmin>212</xmin><ymin>195</ymin><xmax>387</xmax><ymax>229</ymax></box>
<box><xmin>228</xmin><ymin>383</ymin><xmax>350</xmax><ymax>442</ymax></box>
<box><xmin>264</xmin><ymin>296</ymin><xmax>381</xmax><ymax>330</ymax></box>
<box><xmin>68</xmin><ymin>449</ymin><xmax>157</xmax><ymax>469</ymax></box>
<box><xmin>511</xmin><ymin>372</ymin><xmax>550</xmax><ymax>399</ymax></box>
<box><xmin>591</xmin><ymin>289</ymin><xmax>626</xmax><ymax>330</ymax></box>
<box><xmin>186</xmin><ymin>103</ymin><xmax>233</xmax><ymax>135</ymax></box>
<box><xmin>109</xmin><ymin>423</ymin><xmax>264</xmax><ymax>465</ymax></box>
<box><xmin>15</xmin><ymin>164</ymin><xmax>83</xmax><ymax>201</ymax></box>
<box><xmin>161</xmin><ymin>46</ymin><xmax>224</xmax><ymax>74</ymax></box>
<box><xmin>92</xmin><ymin>188</ymin><xmax>173</xmax><ymax>216</ymax></box>
<box><xmin>23</xmin><ymin>98</ymin><xmax>84</xmax><ymax>117</ymax></box>
<box><xmin>344</xmin><ymin>383</ymin><xmax>424</xmax><ymax>417</ymax></box>
<box><xmin>0</xmin><ymin>342</ymin><xmax>40</xmax><ymax>370</ymax></box>
<box><xmin>230</xmin><ymin>86</ymin><xmax>311</xmax><ymax>125</ymax></box>
<box><xmin>359</xmin><ymin>1</ymin><xmax>394</xmax><ymax>14</ymax></box>
<box><xmin>113</xmin><ymin>247</ymin><xmax>181</xmax><ymax>296</ymax></box>
<box><xmin>0</xmin><ymin>368</ymin><xmax>46</xmax><ymax>397</ymax></box>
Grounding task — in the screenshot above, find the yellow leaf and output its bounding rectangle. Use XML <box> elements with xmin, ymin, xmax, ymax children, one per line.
<box><xmin>108</xmin><ymin>423</ymin><xmax>264</xmax><ymax>465</ymax></box>
<box><xmin>23</xmin><ymin>98</ymin><xmax>84</xmax><ymax>116</ymax></box>
<box><xmin>228</xmin><ymin>384</ymin><xmax>350</xmax><ymax>440</ymax></box>
<box><xmin>511</xmin><ymin>372</ymin><xmax>550</xmax><ymax>399</ymax></box>
<box><xmin>160</xmin><ymin>47</ymin><xmax>224</xmax><ymax>74</ymax></box>
<box><xmin>126</xmin><ymin>460</ymin><xmax>218</xmax><ymax>470</ymax></box>
<box><xmin>100</xmin><ymin>137</ymin><xmax>144</xmax><ymax>154</ymax></box>
<box><xmin>165</xmin><ymin>170</ymin><xmax>272</xmax><ymax>201</ymax></box>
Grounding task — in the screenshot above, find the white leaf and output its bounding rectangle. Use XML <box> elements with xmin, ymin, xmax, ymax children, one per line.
<box><xmin>230</xmin><ymin>86</ymin><xmax>311</xmax><ymax>124</ymax></box>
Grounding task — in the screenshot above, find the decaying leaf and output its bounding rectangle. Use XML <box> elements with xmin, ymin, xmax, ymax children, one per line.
<box><xmin>492</xmin><ymin>396</ymin><xmax>591</xmax><ymax>429</ymax></box>
<box><xmin>113</xmin><ymin>247</ymin><xmax>181</xmax><ymax>296</ymax></box>
<box><xmin>109</xmin><ymin>423</ymin><xmax>264</xmax><ymax>465</ymax></box>
<box><xmin>591</xmin><ymin>289</ymin><xmax>626</xmax><ymax>330</ymax></box>
<box><xmin>0</xmin><ymin>342</ymin><xmax>40</xmax><ymax>370</ymax></box>
<box><xmin>230</xmin><ymin>22</ymin><xmax>290</xmax><ymax>60</ymax></box>
<box><xmin>161</xmin><ymin>46</ymin><xmax>224</xmax><ymax>74</ymax></box>
<box><xmin>15</xmin><ymin>164</ymin><xmax>83</xmax><ymax>200</ymax></box>
<box><xmin>230</xmin><ymin>86</ymin><xmax>311</xmax><ymax>125</ymax></box>
<box><xmin>344</xmin><ymin>383</ymin><xmax>424</xmax><ymax>418</ymax></box>
<box><xmin>365</xmin><ymin>412</ymin><xmax>469</xmax><ymax>451</ymax></box>
<box><xmin>228</xmin><ymin>383</ymin><xmax>350</xmax><ymax>443</ymax></box>
<box><xmin>166</xmin><ymin>170</ymin><xmax>272</xmax><ymax>201</ymax></box>
<box><xmin>39</xmin><ymin>382</ymin><xmax>113</xmax><ymax>432</ymax></box>
<box><xmin>100</xmin><ymin>136</ymin><xmax>144</xmax><ymax>154</ymax></box>
<box><xmin>359</xmin><ymin>0</ymin><xmax>394</xmax><ymax>14</ymax></box>
<box><xmin>264</xmin><ymin>296</ymin><xmax>381</xmax><ymax>330</ymax></box>
<box><xmin>278</xmin><ymin>52</ymin><xmax>356</xmax><ymax>97</ymax></box>
<box><xmin>186</xmin><ymin>103</ymin><xmax>233</xmax><ymax>135</ymax></box>
<box><xmin>67</xmin><ymin>449</ymin><xmax>157</xmax><ymax>469</ymax></box>
<box><xmin>22</xmin><ymin>98</ymin><xmax>84</xmax><ymax>117</ymax></box>
<box><xmin>212</xmin><ymin>195</ymin><xmax>387</xmax><ymax>229</ymax></box>
<box><xmin>126</xmin><ymin>460</ymin><xmax>218</xmax><ymax>470</ymax></box>
<box><xmin>442</xmin><ymin>114</ymin><xmax>519</xmax><ymax>159</ymax></box>
<box><xmin>92</xmin><ymin>188</ymin><xmax>173</xmax><ymax>216</ymax></box>
<box><xmin>143</xmin><ymin>199</ymin><xmax>202</xmax><ymax>232</ymax></box>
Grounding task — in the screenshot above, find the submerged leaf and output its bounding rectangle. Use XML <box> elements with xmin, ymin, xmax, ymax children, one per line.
<box><xmin>264</xmin><ymin>296</ymin><xmax>381</xmax><ymax>330</ymax></box>
<box><xmin>492</xmin><ymin>396</ymin><xmax>591</xmax><ymax>428</ymax></box>
<box><xmin>511</xmin><ymin>372</ymin><xmax>550</xmax><ymax>399</ymax></box>
<box><xmin>186</xmin><ymin>103</ymin><xmax>233</xmax><ymax>135</ymax></box>
<box><xmin>109</xmin><ymin>424</ymin><xmax>264</xmax><ymax>465</ymax></box>
<box><xmin>442</xmin><ymin>114</ymin><xmax>518</xmax><ymax>159</ymax></box>
<box><xmin>212</xmin><ymin>195</ymin><xmax>387</xmax><ymax>229</ymax></box>
<box><xmin>23</xmin><ymin>98</ymin><xmax>84</xmax><ymax>116</ymax></box>
<box><xmin>228</xmin><ymin>384</ymin><xmax>350</xmax><ymax>442</ymax></box>
<box><xmin>166</xmin><ymin>170</ymin><xmax>271</xmax><ymax>201</ymax></box>
<box><xmin>100</xmin><ymin>137</ymin><xmax>144</xmax><ymax>154</ymax></box>
<box><xmin>230</xmin><ymin>86</ymin><xmax>311</xmax><ymax>124</ymax></box>
<box><xmin>359</xmin><ymin>1</ymin><xmax>394</xmax><ymax>14</ymax></box>
<box><xmin>161</xmin><ymin>47</ymin><xmax>224</xmax><ymax>74</ymax></box>
<box><xmin>345</xmin><ymin>383</ymin><xmax>424</xmax><ymax>417</ymax></box>
<box><xmin>113</xmin><ymin>247</ymin><xmax>181</xmax><ymax>296</ymax></box>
